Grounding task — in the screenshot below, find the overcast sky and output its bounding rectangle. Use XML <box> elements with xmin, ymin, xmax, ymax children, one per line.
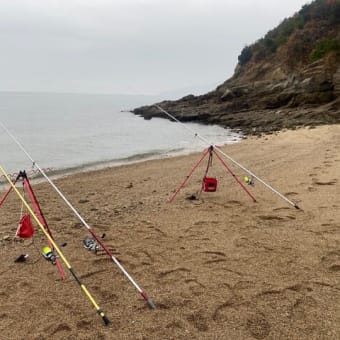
<box><xmin>0</xmin><ymin>0</ymin><xmax>309</xmax><ymax>96</ymax></box>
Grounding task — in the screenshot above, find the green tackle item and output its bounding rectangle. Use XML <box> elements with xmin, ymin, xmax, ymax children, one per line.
<box><xmin>42</xmin><ymin>246</ymin><xmax>56</xmax><ymax>265</ymax></box>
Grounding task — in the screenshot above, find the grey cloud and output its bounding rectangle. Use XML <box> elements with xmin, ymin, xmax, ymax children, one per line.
<box><xmin>0</xmin><ymin>0</ymin><xmax>308</xmax><ymax>95</ymax></box>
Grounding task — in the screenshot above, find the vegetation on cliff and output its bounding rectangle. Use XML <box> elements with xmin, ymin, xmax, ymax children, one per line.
<box><xmin>238</xmin><ymin>0</ymin><xmax>340</xmax><ymax>68</ymax></box>
<box><xmin>134</xmin><ymin>0</ymin><xmax>340</xmax><ymax>135</ymax></box>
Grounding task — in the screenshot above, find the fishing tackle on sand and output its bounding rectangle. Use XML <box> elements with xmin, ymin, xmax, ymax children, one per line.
<box><xmin>83</xmin><ymin>236</ymin><xmax>101</xmax><ymax>253</ymax></box>
<box><xmin>0</xmin><ymin>165</ymin><xmax>111</xmax><ymax>325</ymax></box>
<box><xmin>42</xmin><ymin>246</ymin><xmax>57</xmax><ymax>265</ymax></box>
<box><xmin>0</xmin><ymin>122</ymin><xmax>156</xmax><ymax>309</ymax></box>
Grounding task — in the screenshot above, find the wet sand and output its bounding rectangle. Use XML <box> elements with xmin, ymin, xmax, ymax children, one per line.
<box><xmin>0</xmin><ymin>124</ymin><xmax>339</xmax><ymax>339</ymax></box>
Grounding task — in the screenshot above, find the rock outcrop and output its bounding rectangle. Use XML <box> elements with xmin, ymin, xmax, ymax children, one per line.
<box><xmin>133</xmin><ymin>0</ymin><xmax>340</xmax><ymax>135</ymax></box>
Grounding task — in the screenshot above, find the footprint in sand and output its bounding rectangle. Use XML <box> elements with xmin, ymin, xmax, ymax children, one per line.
<box><xmin>93</xmin><ymin>257</ymin><xmax>111</xmax><ymax>265</ymax></box>
<box><xmin>150</xmin><ymin>226</ymin><xmax>167</xmax><ymax>236</ymax></box>
<box><xmin>272</xmin><ymin>207</ymin><xmax>291</xmax><ymax>211</ymax></box>
<box><xmin>212</xmin><ymin>298</ymin><xmax>236</xmax><ymax>322</ymax></box>
<box><xmin>201</xmin><ymin>250</ymin><xmax>226</xmax><ymax>257</ymax></box>
<box><xmin>284</xmin><ymin>192</ymin><xmax>299</xmax><ymax>198</ymax></box>
<box><xmin>184</xmin><ymin>278</ymin><xmax>206</xmax><ymax>296</ymax></box>
<box><xmin>319</xmin><ymin>223</ymin><xmax>339</xmax><ymax>234</ymax></box>
<box><xmin>308</xmin><ymin>186</ymin><xmax>317</xmax><ymax>192</ymax></box>
<box><xmin>234</xmin><ymin>280</ymin><xmax>256</xmax><ymax>291</ymax></box>
<box><xmin>17</xmin><ymin>280</ymin><xmax>33</xmax><ymax>289</ymax></box>
<box><xmin>204</xmin><ymin>258</ymin><xmax>227</xmax><ymax>265</ymax></box>
<box><xmin>136</xmin><ymin>250</ymin><xmax>154</xmax><ymax>266</ymax></box>
<box><xmin>329</xmin><ymin>264</ymin><xmax>340</xmax><ymax>272</ymax></box>
<box><xmin>234</xmin><ymin>236</ymin><xmax>252</xmax><ymax>248</ymax></box>
<box><xmin>47</xmin><ymin>323</ymin><xmax>72</xmax><ymax>336</ymax></box>
<box><xmin>159</xmin><ymin>267</ymin><xmax>191</xmax><ymax>279</ymax></box>
<box><xmin>186</xmin><ymin>310</ymin><xmax>209</xmax><ymax>332</ymax></box>
<box><xmin>246</xmin><ymin>312</ymin><xmax>271</xmax><ymax>340</ymax></box>
<box><xmin>165</xmin><ymin>320</ymin><xmax>185</xmax><ymax>330</ymax></box>
<box><xmin>226</xmin><ymin>200</ymin><xmax>242</xmax><ymax>205</ymax></box>
<box><xmin>92</xmin><ymin>284</ymin><xmax>119</xmax><ymax>301</ymax></box>
<box><xmin>49</xmin><ymin>216</ymin><xmax>62</xmax><ymax>222</ymax></box>
<box><xmin>0</xmin><ymin>313</ymin><xmax>8</xmax><ymax>320</ymax></box>
<box><xmin>290</xmin><ymin>296</ymin><xmax>318</xmax><ymax>320</ymax></box>
<box><xmin>202</xmin><ymin>250</ymin><xmax>227</xmax><ymax>266</ymax></box>
<box><xmin>320</xmin><ymin>250</ymin><xmax>340</xmax><ymax>272</ymax></box>
<box><xmin>257</xmin><ymin>215</ymin><xmax>285</xmax><ymax>221</ymax></box>
<box><xmin>76</xmin><ymin>319</ymin><xmax>93</xmax><ymax>330</ymax></box>
<box><xmin>313</xmin><ymin>179</ymin><xmax>337</xmax><ymax>186</ymax></box>
<box><xmin>80</xmin><ymin>269</ymin><xmax>107</xmax><ymax>279</ymax></box>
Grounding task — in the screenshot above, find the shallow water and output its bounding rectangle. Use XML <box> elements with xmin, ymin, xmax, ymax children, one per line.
<box><xmin>0</xmin><ymin>92</ymin><xmax>242</xmax><ymax>178</ymax></box>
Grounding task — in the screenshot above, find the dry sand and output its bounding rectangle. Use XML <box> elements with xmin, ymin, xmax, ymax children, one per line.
<box><xmin>0</xmin><ymin>124</ymin><xmax>339</xmax><ymax>339</ymax></box>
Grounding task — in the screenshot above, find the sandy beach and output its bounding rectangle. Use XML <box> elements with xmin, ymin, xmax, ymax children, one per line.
<box><xmin>0</xmin><ymin>124</ymin><xmax>339</xmax><ymax>339</ymax></box>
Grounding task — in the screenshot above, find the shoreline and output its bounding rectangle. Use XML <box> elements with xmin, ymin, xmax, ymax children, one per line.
<box><xmin>0</xmin><ymin>134</ymin><xmax>243</xmax><ymax>188</ymax></box>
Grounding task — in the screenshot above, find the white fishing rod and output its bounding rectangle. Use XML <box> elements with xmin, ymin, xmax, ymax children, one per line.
<box><xmin>0</xmin><ymin>121</ymin><xmax>156</xmax><ymax>309</ymax></box>
<box><xmin>154</xmin><ymin>104</ymin><xmax>300</xmax><ymax>209</ymax></box>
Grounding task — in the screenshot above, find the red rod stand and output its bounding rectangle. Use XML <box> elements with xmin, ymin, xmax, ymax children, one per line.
<box><xmin>0</xmin><ymin>170</ymin><xmax>66</xmax><ymax>280</ymax></box>
<box><xmin>169</xmin><ymin>147</ymin><xmax>211</xmax><ymax>202</ymax></box>
<box><xmin>169</xmin><ymin>145</ymin><xmax>257</xmax><ymax>203</ymax></box>
<box><xmin>22</xmin><ymin>173</ymin><xmax>66</xmax><ymax>280</ymax></box>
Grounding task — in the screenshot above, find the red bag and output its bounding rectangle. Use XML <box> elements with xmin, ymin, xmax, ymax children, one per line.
<box><xmin>16</xmin><ymin>214</ymin><xmax>35</xmax><ymax>238</ymax></box>
<box><xmin>202</xmin><ymin>177</ymin><xmax>218</xmax><ymax>192</ymax></box>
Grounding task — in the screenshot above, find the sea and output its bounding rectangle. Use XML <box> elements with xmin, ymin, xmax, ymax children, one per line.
<box><xmin>0</xmin><ymin>92</ymin><xmax>242</xmax><ymax>180</ymax></box>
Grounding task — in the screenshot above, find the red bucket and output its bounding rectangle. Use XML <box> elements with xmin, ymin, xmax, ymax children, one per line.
<box><xmin>202</xmin><ymin>177</ymin><xmax>218</xmax><ymax>192</ymax></box>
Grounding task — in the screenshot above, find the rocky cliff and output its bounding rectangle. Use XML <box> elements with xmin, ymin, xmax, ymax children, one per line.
<box><xmin>133</xmin><ymin>0</ymin><xmax>340</xmax><ymax>135</ymax></box>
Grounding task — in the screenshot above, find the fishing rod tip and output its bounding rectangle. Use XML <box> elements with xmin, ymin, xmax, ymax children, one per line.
<box><xmin>102</xmin><ymin>315</ymin><xmax>111</xmax><ymax>326</ymax></box>
<box><xmin>147</xmin><ymin>298</ymin><xmax>156</xmax><ymax>309</ymax></box>
<box><xmin>141</xmin><ymin>292</ymin><xmax>156</xmax><ymax>309</ymax></box>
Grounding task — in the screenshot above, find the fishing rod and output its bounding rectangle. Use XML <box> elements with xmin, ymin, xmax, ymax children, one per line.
<box><xmin>154</xmin><ymin>104</ymin><xmax>300</xmax><ymax>209</ymax></box>
<box><xmin>0</xmin><ymin>122</ymin><xmax>156</xmax><ymax>309</ymax></box>
<box><xmin>0</xmin><ymin>165</ymin><xmax>110</xmax><ymax>325</ymax></box>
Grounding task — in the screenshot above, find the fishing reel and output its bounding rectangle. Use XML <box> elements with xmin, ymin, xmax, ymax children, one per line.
<box><xmin>83</xmin><ymin>236</ymin><xmax>101</xmax><ymax>254</ymax></box>
<box><xmin>42</xmin><ymin>246</ymin><xmax>57</xmax><ymax>265</ymax></box>
<box><xmin>244</xmin><ymin>175</ymin><xmax>254</xmax><ymax>186</ymax></box>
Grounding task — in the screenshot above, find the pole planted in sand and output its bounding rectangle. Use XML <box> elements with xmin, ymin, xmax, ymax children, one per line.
<box><xmin>0</xmin><ymin>165</ymin><xmax>111</xmax><ymax>326</ymax></box>
<box><xmin>0</xmin><ymin>121</ymin><xmax>156</xmax><ymax>309</ymax></box>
